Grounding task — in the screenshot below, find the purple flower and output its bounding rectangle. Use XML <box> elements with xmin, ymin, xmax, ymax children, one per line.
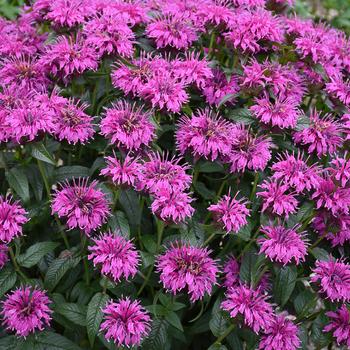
<box><xmin>259</xmin><ymin>314</ymin><xmax>301</xmax><ymax>350</ymax></box>
<box><xmin>221</xmin><ymin>284</ymin><xmax>274</xmax><ymax>333</ymax></box>
<box><xmin>51</xmin><ymin>178</ymin><xmax>110</xmax><ymax>235</ymax></box>
<box><xmin>311</xmin><ymin>259</ymin><xmax>350</xmax><ymax>302</ymax></box>
<box><xmin>258</xmin><ymin>225</ymin><xmax>308</xmax><ymax>265</ymax></box>
<box><xmin>157</xmin><ymin>243</ymin><xmax>218</xmax><ymax>302</ymax></box>
<box><xmin>0</xmin><ymin>196</ymin><xmax>28</xmax><ymax>243</ymax></box>
<box><xmin>329</xmin><ymin>156</ymin><xmax>350</xmax><ymax>187</ymax></box>
<box><xmin>324</xmin><ymin>304</ymin><xmax>350</xmax><ymax>347</ymax></box>
<box><xmin>208</xmin><ymin>193</ymin><xmax>250</xmax><ymax>233</ymax></box>
<box><xmin>257</xmin><ymin>181</ymin><xmax>298</xmax><ymax>218</ymax></box>
<box><xmin>0</xmin><ymin>244</ymin><xmax>9</xmax><ymax>269</ymax></box>
<box><xmin>202</xmin><ymin>68</ymin><xmax>239</xmax><ymax>107</ymax></box>
<box><xmin>271</xmin><ymin>152</ymin><xmax>321</xmax><ymax>193</ymax></box>
<box><xmin>100</xmin><ymin>298</ymin><xmax>151</xmax><ymax>347</ymax></box>
<box><xmin>101</xmin><ymin>153</ymin><xmax>140</xmax><ymax>188</ymax></box>
<box><xmin>88</xmin><ymin>232</ymin><xmax>139</xmax><ymax>283</ymax></box>
<box><xmin>146</xmin><ymin>15</ymin><xmax>197</xmax><ymax>50</ymax></box>
<box><xmin>223</xmin><ymin>256</ymin><xmax>240</xmax><ymax>288</ymax></box>
<box><xmin>151</xmin><ymin>187</ymin><xmax>194</xmax><ymax>224</ymax></box>
<box><xmin>138</xmin><ymin>153</ymin><xmax>191</xmax><ymax>193</ymax></box>
<box><xmin>326</xmin><ymin>75</ymin><xmax>350</xmax><ymax>107</ymax></box>
<box><xmin>227</xmin><ymin>125</ymin><xmax>272</xmax><ymax>172</ymax></box>
<box><xmin>293</xmin><ymin>110</ymin><xmax>343</xmax><ymax>157</ymax></box>
<box><xmin>1</xmin><ymin>287</ymin><xmax>52</xmax><ymax>337</ymax></box>
<box><xmin>176</xmin><ymin>108</ymin><xmax>233</xmax><ymax>161</ymax></box>
<box><xmin>100</xmin><ymin>100</ymin><xmax>155</xmax><ymax>150</ymax></box>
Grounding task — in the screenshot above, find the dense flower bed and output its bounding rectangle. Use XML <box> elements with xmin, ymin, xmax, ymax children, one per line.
<box><xmin>0</xmin><ymin>0</ymin><xmax>349</xmax><ymax>349</ymax></box>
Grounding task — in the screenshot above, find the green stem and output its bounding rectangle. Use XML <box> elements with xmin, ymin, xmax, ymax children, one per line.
<box><xmin>238</xmin><ymin>226</ymin><xmax>260</xmax><ymax>259</ymax></box>
<box><xmin>137</xmin><ymin>265</ymin><xmax>153</xmax><ymax>296</ymax></box>
<box><xmin>212</xmin><ymin>323</ymin><xmax>235</xmax><ymax>346</ymax></box>
<box><xmin>81</xmin><ymin>235</ymin><xmax>90</xmax><ymax>286</ymax></box>
<box><xmin>309</xmin><ymin>233</ymin><xmax>327</xmax><ymax>251</ymax></box>
<box><xmin>9</xmin><ymin>247</ymin><xmax>28</xmax><ymax>282</ymax></box>
<box><xmin>249</xmin><ymin>172</ymin><xmax>259</xmax><ymax>207</ymax></box>
<box><xmin>208</xmin><ymin>30</ymin><xmax>216</xmax><ymax>58</ymax></box>
<box><xmin>203</xmin><ymin>231</ymin><xmax>217</xmax><ymax>246</ymax></box>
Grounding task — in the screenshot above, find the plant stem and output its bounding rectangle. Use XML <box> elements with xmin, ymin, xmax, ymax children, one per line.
<box><xmin>238</xmin><ymin>226</ymin><xmax>261</xmax><ymax>259</ymax></box>
<box><xmin>81</xmin><ymin>235</ymin><xmax>90</xmax><ymax>286</ymax></box>
<box><xmin>204</xmin><ymin>231</ymin><xmax>217</xmax><ymax>246</ymax></box>
<box><xmin>9</xmin><ymin>247</ymin><xmax>28</xmax><ymax>282</ymax></box>
<box><xmin>249</xmin><ymin>172</ymin><xmax>259</xmax><ymax>207</ymax></box>
<box><xmin>212</xmin><ymin>323</ymin><xmax>235</xmax><ymax>346</ymax></box>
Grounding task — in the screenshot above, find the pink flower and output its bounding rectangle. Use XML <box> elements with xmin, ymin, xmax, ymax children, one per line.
<box><xmin>1</xmin><ymin>287</ymin><xmax>52</xmax><ymax>337</ymax></box>
<box><xmin>225</xmin><ymin>9</ymin><xmax>284</xmax><ymax>53</ymax></box>
<box><xmin>324</xmin><ymin>304</ymin><xmax>350</xmax><ymax>347</ymax></box>
<box><xmin>199</xmin><ymin>1</ymin><xmax>234</xmax><ymax>27</ymax></box>
<box><xmin>40</xmin><ymin>34</ymin><xmax>98</xmax><ymax>83</ymax></box>
<box><xmin>140</xmin><ymin>70</ymin><xmax>189</xmax><ymax>113</ymax></box>
<box><xmin>100</xmin><ymin>100</ymin><xmax>155</xmax><ymax>150</ymax></box>
<box><xmin>259</xmin><ymin>314</ymin><xmax>300</xmax><ymax>350</ymax></box>
<box><xmin>105</xmin><ymin>1</ymin><xmax>148</xmax><ymax>26</ymax></box>
<box><xmin>151</xmin><ymin>187</ymin><xmax>194</xmax><ymax>224</ymax></box>
<box><xmin>293</xmin><ymin>110</ymin><xmax>343</xmax><ymax>157</ymax></box>
<box><xmin>311</xmin><ymin>259</ymin><xmax>350</xmax><ymax>302</ymax></box>
<box><xmin>342</xmin><ymin>113</ymin><xmax>350</xmax><ymax>140</ymax></box>
<box><xmin>202</xmin><ymin>69</ymin><xmax>239</xmax><ymax>106</ymax></box>
<box><xmin>223</xmin><ymin>256</ymin><xmax>240</xmax><ymax>288</ymax></box>
<box><xmin>0</xmin><ymin>56</ymin><xmax>50</xmax><ymax>90</ymax></box>
<box><xmin>271</xmin><ymin>152</ymin><xmax>321</xmax><ymax>193</ymax></box>
<box><xmin>100</xmin><ymin>298</ymin><xmax>151</xmax><ymax>347</ymax></box>
<box><xmin>50</xmin><ymin>95</ymin><xmax>94</xmax><ymax>145</ymax></box>
<box><xmin>227</xmin><ymin>125</ymin><xmax>272</xmax><ymax>172</ymax></box>
<box><xmin>250</xmin><ymin>95</ymin><xmax>300</xmax><ymax>129</ymax></box>
<box><xmin>138</xmin><ymin>153</ymin><xmax>191</xmax><ymax>193</ymax></box>
<box><xmin>257</xmin><ymin>181</ymin><xmax>298</xmax><ymax>218</ymax></box>
<box><xmin>312</xmin><ymin>179</ymin><xmax>350</xmax><ymax>216</ymax></box>
<box><xmin>0</xmin><ymin>244</ymin><xmax>9</xmax><ymax>269</ymax></box>
<box><xmin>258</xmin><ymin>225</ymin><xmax>308</xmax><ymax>265</ymax></box>
<box><xmin>101</xmin><ymin>153</ymin><xmax>140</xmax><ymax>188</ymax></box>
<box><xmin>208</xmin><ymin>193</ymin><xmax>250</xmax><ymax>233</ymax></box>
<box><xmin>176</xmin><ymin>108</ymin><xmax>233</xmax><ymax>161</ymax></box>
<box><xmin>314</xmin><ymin>211</ymin><xmax>350</xmax><ymax>247</ymax></box>
<box><xmin>88</xmin><ymin>232</ymin><xmax>139</xmax><ymax>283</ymax></box>
<box><xmin>146</xmin><ymin>15</ymin><xmax>197</xmax><ymax>49</ymax></box>
<box><xmin>157</xmin><ymin>243</ymin><xmax>218</xmax><ymax>302</ymax></box>
<box><xmin>221</xmin><ymin>284</ymin><xmax>274</xmax><ymax>333</ymax></box>
<box><xmin>326</xmin><ymin>75</ymin><xmax>350</xmax><ymax>106</ymax></box>
<box><xmin>329</xmin><ymin>156</ymin><xmax>350</xmax><ymax>187</ymax></box>
<box><xmin>84</xmin><ymin>12</ymin><xmax>135</xmax><ymax>57</ymax></box>
<box><xmin>0</xmin><ymin>196</ymin><xmax>28</xmax><ymax>243</ymax></box>
<box><xmin>51</xmin><ymin>178</ymin><xmax>110</xmax><ymax>235</ymax></box>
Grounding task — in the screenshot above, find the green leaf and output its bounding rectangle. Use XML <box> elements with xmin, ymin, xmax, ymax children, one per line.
<box><xmin>209</xmin><ymin>298</ymin><xmax>227</xmax><ymax>337</ymax></box>
<box><xmin>218</xmin><ymin>92</ymin><xmax>238</xmax><ymax>108</ymax></box>
<box><xmin>310</xmin><ymin>247</ymin><xmax>329</xmax><ymax>261</ymax></box>
<box><xmin>54</xmin><ymin>166</ymin><xmax>90</xmax><ymax>182</ymax></box>
<box><xmin>141</xmin><ymin>318</ymin><xmax>168</xmax><ymax>350</ymax></box>
<box><xmin>198</xmin><ymin>161</ymin><xmax>224</xmax><ymax>173</ymax></box>
<box><xmin>17</xmin><ymin>241</ymin><xmax>59</xmax><ymax>268</ymax></box>
<box><xmin>227</xmin><ymin>108</ymin><xmax>255</xmax><ymax>125</ymax></box>
<box><xmin>0</xmin><ymin>336</ymin><xmax>23</xmax><ymax>350</ymax></box>
<box><xmin>119</xmin><ymin>189</ymin><xmax>141</xmax><ymax>229</ymax></box>
<box><xmin>55</xmin><ymin>302</ymin><xmax>87</xmax><ymax>326</ymax></box>
<box><xmin>23</xmin><ymin>331</ymin><xmax>82</xmax><ymax>350</ymax></box>
<box><xmin>273</xmin><ymin>266</ymin><xmax>297</xmax><ymax>307</ymax></box>
<box><xmin>165</xmin><ymin>312</ymin><xmax>183</xmax><ymax>331</ymax></box>
<box><xmin>239</xmin><ymin>248</ymin><xmax>266</xmax><ymax>286</ymax></box>
<box><xmin>86</xmin><ymin>292</ymin><xmax>110</xmax><ymax>347</ymax></box>
<box><xmin>294</xmin><ymin>290</ymin><xmax>317</xmax><ymax>316</ymax></box>
<box><xmin>194</xmin><ymin>181</ymin><xmax>215</xmax><ymax>200</ymax></box>
<box><xmin>311</xmin><ymin>314</ymin><xmax>333</xmax><ymax>347</ymax></box>
<box><xmin>6</xmin><ymin>167</ymin><xmax>30</xmax><ymax>202</ymax></box>
<box><xmin>108</xmin><ymin>211</ymin><xmax>130</xmax><ymax>238</ymax></box>
<box><xmin>30</xmin><ymin>143</ymin><xmax>56</xmax><ymax>165</ymax></box>
<box><xmin>45</xmin><ymin>255</ymin><xmax>81</xmax><ymax>291</ymax></box>
<box><xmin>208</xmin><ymin>345</ymin><xmax>228</xmax><ymax>350</ymax></box>
<box><xmin>0</xmin><ymin>266</ymin><xmax>17</xmax><ymax>298</ymax></box>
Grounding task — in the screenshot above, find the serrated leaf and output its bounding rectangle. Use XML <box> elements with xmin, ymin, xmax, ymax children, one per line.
<box><xmin>17</xmin><ymin>241</ymin><xmax>59</xmax><ymax>268</ymax></box>
<box><xmin>119</xmin><ymin>189</ymin><xmax>141</xmax><ymax>229</ymax></box>
<box><xmin>30</xmin><ymin>143</ymin><xmax>56</xmax><ymax>165</ymax></box>
<box><xmin>239</xmin><ymin>248</ymin><xmax>266</xmax><ymax>286</ymax></box>
<box><xmin>141</xmin><ymin>318</ymin><xmax>168</xmax><ymax>350</ymax></box>
<box><xmin>208</xmin><ymin>345</ymin><xmax>228</xmax><ymax>350</ymax></box>
<box><xmin>54</xmin><ymin>166</ymin><xmax>90</xmax><ymax>182</ymax></box>
<box><xmin>227</xmin><ymin>108</ymin><xmax>255</xmax><ymax>125</ymax></box>
<box><xmin>45</xmin><ymin>255</ymin><xmax>81</xmax><ymax>291</ymax></box>
<box><xmin>86</xmin><ymin>293</ymin><xmax>110</xmax><ymax>347</ymax></box>
<box><xmin>165</xmin><ymin>312</ymin><xmax>183</xmax><ymax>331</ymax></box>
<box><xmin>108</xmin><ymin>211</ymin><xmax>130</xmax><ymax>238</ymax></box>
<box><xmin>55</xmin><ymin>302</ymin><xmax>87</xmax><ymax>326</ymax></box>
<box><xmin>310</xmin><ymin>247</ymin><xmax>329</xmax><ymax>261</ymax></box>
<box><xmin>294</xmin><ymin>290</ymin><xmax>317</xmax><ymax>316</ymax></box>
<box><xmin>6</xmin><ymin>167</ymin><xmax>30</xmax><ymax>202</ymax></box>
<box><xmin>218</xmin><ymin>92</ymin><xmax>238</xmax><ymax>108</ymax></box>
<box><xmin>273</xmin><ymin>266</ymin><xmax>297</xmax><ymax>307</ymax></box>
<box><xmin>0</xmin><ymin>266</ymin><xmax>17</xmax><ymax>298</ymax></box>
<box><xmin>209</xmin><ymin>298</ymin><xmax>227</xmax><ymax>337</ymax></box>
<box><xmin>24</xmin><ymin>331</ymin><xmax>82</xmax><ymax>350</ymax></box>
<box><xmin>0</xmin><ymin>336</ymin><xmax>23</xmax><ymax>350</ymax></box>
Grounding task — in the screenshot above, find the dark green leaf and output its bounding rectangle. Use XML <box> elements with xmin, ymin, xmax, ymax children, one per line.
<box><xmin>273</xmin><ymin>266</ymin><xmax>297</xmax><ymax>307</ymax></box>
<box><xmin>310</xmin><ymin>248</ymin><xmax>329</xmax><ymax>261</ymax></box>
<box><xmin>17</xmin><ymin>242</ymin><xmax>59</xmax><ymax>268</ymax></box>
<box><xmin>55</xmin><ymin>302</ymin><xmax>87</xmax><ymax>326</ymax></box>
<box><xmin>165</xmin><ymin>312</ymin><xmax>183</xmax><ymax>331</ymax></box>
<box><xmin>108</xmin><ymin>211</ymin><xmax>130</xmax><ymax>238</ymax></box>
<box><xmin>294</xmin><ymin>290</ymin><xmax>317</xmax><ymax>316</ymax></box>
<box><xmin>30</xmin><ymin>143</ymin><xmax>56</xmax><ymax>165</ymax></box>
<box><xmin>6</xmin><ymin>167</ymin><xmax>30</xmax><ymax>202</ymax></box>
<box><xmin>119</xmin><ymin>189</ymin><xmax>141</xmax><ymax>229</ymax></box>
<box><xmin>54</xmin><ymin>166</ymin><xmax>90</xmax><ymax>182</ymax></box>
<box><xmin>209</xmin><ymin>298</ymin><xmax>227</xmax><ymax>337</ymax></box>
<box><xmin>24</xmin><ymin>331</ymin><xmax>82</xmax><ymax>350</ymax></box>
<box><xmin>227</xmin><ymin>108</ymin><xmax>255</xmax><ymax>125</ymax></box>
<box><xmin>239</xmin><ymin>249</ymin><xmax>266</xmax><ymax>286</ymax></box>
<box><xmin>0</xmin><ymin>266</ymin><xmax>17</xmax><ymax>298</ymax></box>
<box><xmin>141</xmin><ymin>318</ymin><xmax>168</xmax><ymax>350</ymax></box>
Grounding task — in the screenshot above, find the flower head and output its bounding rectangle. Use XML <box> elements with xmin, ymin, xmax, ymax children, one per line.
<box><xmin>329</xmin><ymin>156</ymin><xmax>350</xmax><ymax>187</ymax></box>
<box><xmin>258</xmin><ymin>225</ymin><xmax>308</xmax><ymax>265</ymax></box>
<box><xmin>0</xmin><ymin>196</ymin><xmax>28</xmax><ymax>243</ymax></box>
<box><xmin>51</xmin><ymin>178</ymin><xmax>110</xmax><ymax>235</ymax></box>
<box><xmin>311</xmin><ymin>259</ymin><xmax>350</xmax><ymax>302</ymax></box>
<box><xmin>324</xmin><ymin>304</ymin><xmax>350</xmax><ymax>347</ymax></box>
<box><xmin>208</xmin><ymin>193</ymin><xmax>250</xmax><ymax>233</ymax></box>
<box><xmin>221</xmin><ymin>284</ymin><xmax>274</xmax><ymax>333</ymax></box>
<box><xmin>259</xmin><ymin>314</ymin><xmax>301</xmax><ymax>350</ymax></box>
<box><xmin>88</xmin><ymin>232</ymin><xmax>139</xmax><ymax>283</ymax></box>
<box><xmin>101</xmin><ymin>153</ymin><xmax>140</xmax><ymax>188</ymax></box>
<box><xmin>100</xmin><ymin>101</ymin><xmax>155</xmax><ymax>150</ymax></box>
<box><xmin>326</xmin><ymin>75</ymin><xmax>350</xmax><ymax>107</ymax></box>
<box><xmin>157</xmin><ymin>243</ymin><xmax>218</xmax><ymax>302</ymax></box>
<box><xmin>176</xmin><ymin>108</ymin><xmax>233</xmax><ymax>161</ymax></box>
<box><xmin>257</xmin><ymin>181</ymin><xmax>298</xmax><ymax>218</ymax></box>
<box><xmin>223</xmin><ymin>256</ymin><xmax>240</xmax><ymax>288</ymax></box>
<box><xmin>0</xmin><ymin>244</ymin><xmax>9</xmax><ymax>269</ymax></box>
<box><xmin>1</xmin><ymin>287</ymin><xmax>52</xmax><ymax>337</ymax></box>
<box><xmin>100</xmin><ymin>298</ymin><xmax>151</xmax><ymax>347</ymax></box>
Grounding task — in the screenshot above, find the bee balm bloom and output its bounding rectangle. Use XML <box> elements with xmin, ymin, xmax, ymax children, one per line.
<box><xmin>157</xmin><ymin>243</ymin><xmax>218</xmax><ymax>302</ymax></box>
<box><xmin>100</xmin><ymin>298</ymin><xmax>151</xmax><ymax>347</ymax></box>
<box><xmin>1</xmin><ymin>287</ymin><xmax>52</xmax><ymax>337</ymax></box>
<box><xmin>0</xmin><ymin>244</ymin><xmax>9</xmax><ymax>268</ymax></box>
<box><xmin>324</xmin><ymin>304</ymin><xmax>350</xmax><ymax>347</ymax></box>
